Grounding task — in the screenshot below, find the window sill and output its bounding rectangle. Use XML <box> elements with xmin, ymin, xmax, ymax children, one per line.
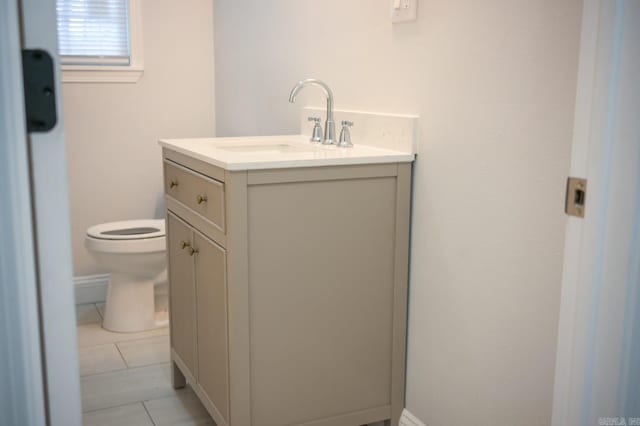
<box><xmin>61</xmin><ymin>65</ymin><xmax>144</xmax><ymax>83</ymax></box>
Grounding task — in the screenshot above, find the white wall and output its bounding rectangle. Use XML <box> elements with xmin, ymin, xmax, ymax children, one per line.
<box><xmin>63</xmin><ymin>0</ymin><xmax>216</xmax><ymax>276</ymax></box>
<box><xmin>213</xmin><ymin>1</ymin><xmax>582</xmax><ymax>425</ymax></box>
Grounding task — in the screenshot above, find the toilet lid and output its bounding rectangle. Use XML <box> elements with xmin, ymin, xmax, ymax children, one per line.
<box><xmin>87</xmin><ymin>219</ymin><xmax>165</xmax><ymax>240</ymax></box>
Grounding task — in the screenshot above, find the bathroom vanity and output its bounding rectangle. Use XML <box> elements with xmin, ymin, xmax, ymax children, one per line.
<box><xmin>160</xmin><ymin>135</ymin><xmax>414</xmax><ymax>426</ymax></box>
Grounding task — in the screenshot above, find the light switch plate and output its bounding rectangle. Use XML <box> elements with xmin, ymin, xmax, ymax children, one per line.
<box><xmin>391</xmin><ymin>0</ymin><xmax>417</xmax><ymax>23</ymax></box>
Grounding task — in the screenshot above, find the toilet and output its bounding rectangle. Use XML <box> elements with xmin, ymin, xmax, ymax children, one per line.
<box><xmin>85</xmin><ymin>219</ymin><xmax>169</xmax><ymax>333</ymax></box>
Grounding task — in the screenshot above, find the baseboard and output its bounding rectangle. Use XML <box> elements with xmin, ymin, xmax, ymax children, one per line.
<box><xmin>399</xmin><ymin>409</ymin><xmax>427</xmax><ymax>426</ymax></box>
<box><xmin>74</xmin><ymin>274</ymin><xmax>110</xmax><ymax>305</ymax></box>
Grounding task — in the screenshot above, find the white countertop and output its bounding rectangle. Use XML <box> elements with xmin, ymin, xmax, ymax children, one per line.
<box><xmin>159</xmin><ymin>135</ymin><xmax>415</xmax><ymax>171</ymax></box>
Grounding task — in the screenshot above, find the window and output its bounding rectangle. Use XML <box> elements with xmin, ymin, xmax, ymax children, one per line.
<box><xmin>56</xmin><ymin>0</ymin><xmax>143</xmax><ymax>83</ymax></box>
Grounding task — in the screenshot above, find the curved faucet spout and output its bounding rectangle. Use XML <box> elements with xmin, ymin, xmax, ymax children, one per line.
<box><xmin>289</xmin><ymin>79</ymin><xmax>334</xmax><ymax>110</ymax></box>
<box><xmin>288</xmin><ymin>79</ymin><xmax>336</xmax><ymax>145</ymax></box>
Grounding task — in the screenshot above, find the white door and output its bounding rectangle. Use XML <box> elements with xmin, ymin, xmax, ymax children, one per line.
<box><xmin>0</xmin><ymin>0</ymin><xmax>82</xmax><ymax>424</ymax></box>
<box><xmin>0</xmin><ymin>1</ymin><xmax>48</xmax><ymax>425</ymax></box>
<box><xmin>552</xmin><ymin>0</ymin><xmax>640</xmax><ymax>425</ymax></box>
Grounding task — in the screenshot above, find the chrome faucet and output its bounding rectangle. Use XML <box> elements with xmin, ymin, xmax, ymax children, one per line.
<box><xmin>289</xmin><ymin>79</ymin><xmax>336</xmax><ymax>145</ymax></box>
<box><xmin>337</xmin><ymin>121</ymin><xmax>354</xmax><ymax>148</ymax></box>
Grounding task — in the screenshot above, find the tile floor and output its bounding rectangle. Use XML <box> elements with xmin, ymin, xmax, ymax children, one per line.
<box><xmin>76</xmin><ymin>303</ymin><xmax>214</xmax><ymax>426</ymax></box>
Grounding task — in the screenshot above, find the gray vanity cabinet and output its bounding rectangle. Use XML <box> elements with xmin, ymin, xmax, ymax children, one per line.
<box><xmin>163</xmin><ymin>148</ymin><xmax>411</xmax><ymax>426</ymax></box>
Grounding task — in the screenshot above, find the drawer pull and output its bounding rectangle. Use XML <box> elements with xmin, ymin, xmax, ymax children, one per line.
<box><xmin>169</xmin><ymin>180</ymin><xmax>179</xmax><ymax>188</ymax></box>
<box><xmin>180</xmin><ymin>240</ymin><xmax>191</xmax><ymax>249</ymax></box>
<box><xmin>196</xmin><ymin>194</ymin><xmax>208</xmax><ymax>204</ymax></box>
<box><xmin>188</xmin><ymin>247</ymin><xmax>199</xmax><ymax>256</ymax></box>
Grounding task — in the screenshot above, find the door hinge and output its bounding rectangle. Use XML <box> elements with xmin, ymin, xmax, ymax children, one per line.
<box><xmin>21</xmin><ymin>49</ymin><xmax>57</xmax><ymax>132</ymax></box>
<box><xmin>565</xmin><ymin>177</ymin><xmax>587</xmax><ymax>218</ymax></box>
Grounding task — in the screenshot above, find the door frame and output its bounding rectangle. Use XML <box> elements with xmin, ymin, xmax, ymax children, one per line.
<box><xmin>0</xmin><ymin>1</ymin><xmax>47</xmax><ymax>424</ymax></box>
<box><xmin>551</xmin><ymin>1</ymin><xmax>601</xmax><ymax>422</ymax></box>
<box><xmin>0</xmin><ymin>0</ymin><xmax>83</xmax><ymax>424</ymax></box>
<box><xmin>552</xmin><ymin>0</ymin><xmax>640</xmax><ymax>423</ymax></box>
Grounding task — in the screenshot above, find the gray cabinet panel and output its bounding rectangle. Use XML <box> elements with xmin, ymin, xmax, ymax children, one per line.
<box><xmin>167</xmin><ymin>213</ymin><xmax>197</xmax><ymax>378</ymax></box>
<box><xmin>247</xmin><ymin>177</ymin><xmax>396</xmax><ymax>426</ymax></box>
<box><xmin>194</xmin><ymin>232</ymin><xmax>229</xmax><ymax>423</ymax></box>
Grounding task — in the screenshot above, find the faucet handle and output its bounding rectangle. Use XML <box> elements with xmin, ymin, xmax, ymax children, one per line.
<box><xmin>308</xmin><ymin>116</ymin><xmax>323</xmax><ymax>143</ymax></box>
<box><xmin>337</xmin><ymin>121</ymin><xmax>354</xmax><ymax>148</ymax></box>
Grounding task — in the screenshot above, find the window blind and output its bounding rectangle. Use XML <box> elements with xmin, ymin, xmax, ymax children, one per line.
<box><xmin>56</xmin><ymin>0</ymin><xmax>130</xmax><ymax>65</ymax></box>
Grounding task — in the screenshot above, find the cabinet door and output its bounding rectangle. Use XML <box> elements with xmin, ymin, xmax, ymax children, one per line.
<box><xmin>167</xmin><ymin>213</ymin><xmax>197</xmax><ymax>378</ymax></box>
<box><xmin>194</xmin><ymin>232</ymin><xmax>229</xmax><ymax>423</ymax></box>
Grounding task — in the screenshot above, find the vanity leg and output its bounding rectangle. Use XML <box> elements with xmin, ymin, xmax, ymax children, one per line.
<box><xmin>171</xmin><ymin>359</ymin><xmax>186</xmax><ymax>389</ymax></box>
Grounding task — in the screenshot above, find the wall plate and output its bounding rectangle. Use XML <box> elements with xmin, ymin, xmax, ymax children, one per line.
<box><xmin>391</xmin><ymin>0</ymin><xmax>417</xmax><ymax>23</ymax></box>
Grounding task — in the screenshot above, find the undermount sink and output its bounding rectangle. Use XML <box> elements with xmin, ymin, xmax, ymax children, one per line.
<box><xmin>217</xmin><ymin>143</ymin><xmax>317</xmax><ymax>153</ymax></box>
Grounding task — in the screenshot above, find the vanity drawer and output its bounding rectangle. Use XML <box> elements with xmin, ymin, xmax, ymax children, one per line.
<box><xmin>164</xmin><ymin>161</ymin><xmax>225</xmax><ymax>232</ymax></box>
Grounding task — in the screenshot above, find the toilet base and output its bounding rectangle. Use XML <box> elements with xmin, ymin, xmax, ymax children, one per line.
<box><xmin>102</xmin><ymin>273</ymin><xmax>160</xmax><ymax>333</ymax></box>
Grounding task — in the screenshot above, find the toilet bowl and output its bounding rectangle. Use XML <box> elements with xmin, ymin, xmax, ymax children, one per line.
<box><xmin>85</xmin><ymin>219</ymin><xmax>168</xmax><ymax>333</ymax></box>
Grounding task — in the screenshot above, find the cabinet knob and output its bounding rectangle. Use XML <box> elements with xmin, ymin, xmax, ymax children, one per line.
<box><xmin>188</xmin><ymin>247</ymin><xmax>199</xmax><ymax>256</ymax></box>
<box><xmin>180</xmin><ymin>240</ymin><xmax>190</xmax><ymax>249</ymax></box>
<box><xmin>169</xmin><ymin>180</ymin><xmax>178</xmax><ymax>188</ymax></box>
<box><xmin>196</xmin><ymin>194</ymin><xmax>207</xmax><ymax>204</ymax></box>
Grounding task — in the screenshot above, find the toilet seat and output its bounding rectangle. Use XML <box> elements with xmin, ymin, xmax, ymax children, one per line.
<box><xmin>85</xmin><ymin>219</ymin><xmax>166</xmax><ymax>254</ymax></box>
<box><xmin>87</xmin><ymin>219</ymin><xmax>165</xmax><ymax>240</ymax></box>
